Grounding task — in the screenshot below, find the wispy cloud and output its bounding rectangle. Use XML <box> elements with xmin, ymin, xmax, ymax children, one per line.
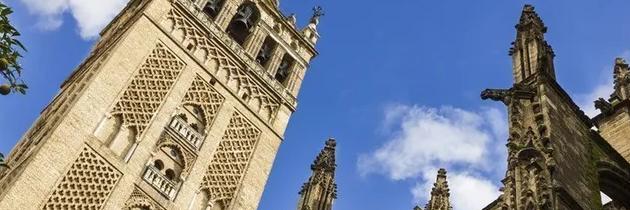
<box><xmin>412</xmin><ymin>171</ymin><xmax>500</xmax><ymax>210</ymax></box>
<box><xmin>20</xmin><ymin>0</ymin><xmax>128</xmax><ymax>39</ymax></box>
<box><xmin>575</xmin><ymin>51</ymin><xmax>630</xmax><ymax>118</ymax></box>
<box><xmin>358</xmin><ymin>104</ymin><xmax>507</xmax><ymax>209</ymax></box>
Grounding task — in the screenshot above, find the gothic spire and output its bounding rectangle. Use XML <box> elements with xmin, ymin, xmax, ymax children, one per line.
<box><xmin>516</xmin><ymin>4</ymin><xmax>547</xmax><ymax>35</ymax></box>
<box><xmin>595</xmin><ymin>58</ymin><xmax>630</xmax><ymax>116</ymax></box>
<box><xmin>509</xmin><ymin>4</ymin><xmax>556</xmax><ymax>83</ymax></box>
<box><xmin>311</xmin><ymin>138</ymin><xmax>336</xmax><ymax>172</ymax></box>
<box><xmin>612</xmin><ymin>58</ymin><xmax>630</xmax><ymax>101</ymax></box>
<box><xmin>423</xmin><ymin>168</ymin><xmax>452</xmax><ymax>210</ymax></box>
<box><xmin>297</xmin><ymin>138</ymin><xmax>338</xmax><ymax>210</ymax></box>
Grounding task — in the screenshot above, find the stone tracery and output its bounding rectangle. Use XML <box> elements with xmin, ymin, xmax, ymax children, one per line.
<box><xmin>111</xmin><ymin>43</ymin><xmax>186</xmax><ymax>140</ymax></box>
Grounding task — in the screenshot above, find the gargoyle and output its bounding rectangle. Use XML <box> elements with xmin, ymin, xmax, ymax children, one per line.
<box><xmin>481</xmin><ymin>88</ymin><xmax>511</xmax><ymax>105</ymax></box>
<box><xmin>481</xmin><ymin>84</ymin><xmax>536</xmax><ymax>105</ymax></box>
<box><xmin>594</xmin><ymin>97</ymin><xmax>613</xmax><ymax>116</ymax></box>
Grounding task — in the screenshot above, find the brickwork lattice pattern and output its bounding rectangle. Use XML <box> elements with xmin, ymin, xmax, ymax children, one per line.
<box><xmin>182</xmin><ymin>75</ymin><xmax>225</xmax><ymax>127</ymax></box>
<box><xmin>164</xmin><ymin>9</ymin><xmax>279</xmax><ymax>122</ymax></box>
<box><xmin>111</xmin><ymin>43</ymin><xmax>186</xmax><ymax>138</ymax></box>
<box><xmin>200</xmin><ymin>112</ymin><xmax>261</xmax><ymax>206</ymax></box>
<box><xmin>42</xmin><ymin>147</ymin><xmax>122</xmax><ymax>209</ymax></box>
<box><xmin>124</xmin><ymin>186</ymin><xmax>165</xmax><ymax>210</ymax></box>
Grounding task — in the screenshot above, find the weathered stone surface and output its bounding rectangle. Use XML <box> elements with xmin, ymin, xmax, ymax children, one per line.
<box><xmin>0</xmin><ymin>0</ymin><xmax>318</xmax><ymax>209</ymax></box>
<box><xmin>480</xmin><ymin>4</ymin><xmax>630</xmax><ymax>210</ymax></box>
<box><xmin>296</xmin><ymin>138</ymin><xmax>338</xmax><ymax>210</ymax></box>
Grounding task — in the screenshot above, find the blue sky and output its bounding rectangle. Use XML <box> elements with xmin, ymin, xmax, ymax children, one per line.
<box><xmin>2</xmin><ymin>0</ymin><xmax>630</xmax><ymax>209</ymax></box>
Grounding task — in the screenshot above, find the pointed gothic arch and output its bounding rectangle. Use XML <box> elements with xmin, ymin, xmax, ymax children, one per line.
<box><xmin>597</xmin><ymin>161</ymin><xmax>630</xmax><ymax>208</ymax></box>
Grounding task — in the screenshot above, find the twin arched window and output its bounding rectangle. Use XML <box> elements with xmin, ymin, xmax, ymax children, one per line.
<box><xmin>152</xmin><ymin>146</ymin><xmax>185</xmax><ymax>181</ymax></box>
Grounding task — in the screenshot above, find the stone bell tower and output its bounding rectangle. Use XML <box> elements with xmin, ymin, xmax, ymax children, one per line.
<box><xmin>0</xmin><ymin>0</ymin><xmax>321</xmax><ymax>209</ymax></box>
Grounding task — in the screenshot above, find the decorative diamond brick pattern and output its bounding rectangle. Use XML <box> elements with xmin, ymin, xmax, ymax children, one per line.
<box><xmin>200</xmin><ymin>112</ymin><xmax>261</xmax><ymax>206</ymax></box>
<box><xmin>42</xmin><ymin>147</ymin><xmax>122</xmax><ymax>210</ymax></box>
<box><xmin>182</xmin><ymin>75</ymin><xmax>225</xmax><ymax>128</ymax></box>
<box><xmin>111</xmin><ymin>43</ymin><xmax>185</xmax><ymax>139</ymax></box>
<box><xmin>164</xmin><ymin>9</ymin><xmax>279</xmax><ymax>122</ymax></box>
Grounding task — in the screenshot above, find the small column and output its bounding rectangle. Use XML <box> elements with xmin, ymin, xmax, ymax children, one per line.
<box><xmin>215</xmin><ymin>3</ymin><xmax>237</xmax><ymax>30</ymax></box>
<box><xmin>194</xmin><ymin>0</ymin><xmax>206</xmax><ymax>8</ymax></box>
<box><xmin>243</xmin><ymin>24</ymin><xmax>267</xmax><ymax>57</ymax></box>
<box><xmin>288</xmin><ymin>64</ymin><xmax>305</xmax><ymax>96</ymax></box>
<box><xmin>266</xmin><ymin>47</ymin><xmax>286</xmax><ymax>76</ymax></box>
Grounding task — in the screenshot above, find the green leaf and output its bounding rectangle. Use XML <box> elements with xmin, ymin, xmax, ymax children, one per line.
<box><xmin>17</xmin><ymin>86</ymin><xmax>26</xmax><ymax>94</ymax></box>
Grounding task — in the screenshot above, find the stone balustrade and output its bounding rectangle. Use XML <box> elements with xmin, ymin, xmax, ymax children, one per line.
<box><xmin>143</xmin><ymin>165</ymin><xmax>180</xmax><ymax>200</ymax></box>
<box><xmin>168</xmin><ymin>115</ymin><xmax>205</xmax><ymax>150</ymax></box>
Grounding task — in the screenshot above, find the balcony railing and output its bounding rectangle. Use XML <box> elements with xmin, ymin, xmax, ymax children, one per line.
<box><xmin>143</xmin><ymin>165</ymin><xmax>180</xmax><ymax>200</ymax></box>
<box><xmin>174</xmin><ymin>0</ymin><xmax>298</xmax><ymax>108</ymax></box>
<box><xmin>168</xmin><ymin>115</ymin><xmax>205</xmax><ymax>150</ymax></box>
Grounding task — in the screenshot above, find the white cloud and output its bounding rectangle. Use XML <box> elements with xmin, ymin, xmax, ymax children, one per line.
<box><xmin>358</xmin><ymin>104</ymin><xmax>507</xmax><ymax>209</ymax></box>
<box><xmin>574</xmin><ymin>64</ymin><xmax>614</xmax><ymax>118</ymax></box>
<box><xmin>20</xmin><ymin>0</ymin><xmax>128</xmax><ymax>39</ymax></box>
<box><xmin>575</xmin><ymin>51</ymin><xmax>630</xmax><ymax>118</ymax></box>
<box><xmin>412</xmin><ymin>171</ymin><xmax>500</xmax><ymax>210</ymax></box>
<box><xmin>576</xmin><ymin>80</ymin><xmax>613</xmax><ymax>118</ymax></box>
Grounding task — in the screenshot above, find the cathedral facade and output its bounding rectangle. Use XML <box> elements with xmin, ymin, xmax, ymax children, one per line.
<box><xmin>0</xmin><ymin>0</ymin><xmax>321</xmax><ymax>209</ymax></box>
<box><xmin>417</xmin><ymin>5</ymin><xmax>630</xmax><ymax>210</ymax></box>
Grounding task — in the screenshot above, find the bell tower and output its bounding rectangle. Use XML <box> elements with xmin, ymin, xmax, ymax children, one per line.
<box><xmin>0</xmin><ymin>0</ymin><xmax>321</xmax><ymax>209</ymax></box>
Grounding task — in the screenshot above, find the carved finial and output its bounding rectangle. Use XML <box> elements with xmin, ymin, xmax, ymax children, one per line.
<box><xmin>437</xmin><ymin>168</ymin><xmax>447</xmax><ymax>176</ymax></box>
<box><xmin>516</xmin><ymin>4</ymin><xmax>547</xmax><ymax>33</ymax></box>
<box><xmin>615</xmin><ymin>57</ymin><xmax>627</xmax><ymax>66</ymax></box>
<box><xmin>613</xmin><ymin>57</ymin><xmax>630</xmax><ymax>100</ymax></box>
<box><xmin>286</xmin><ymin>13</ymin><xmax>297</xmax><ymax>26</ymax></box>
<box><xmin>614</xmin><ymin>57</ymin><xmax>629</xmax><ymax>78</ymax></box>
<box><xmin>424</xmin><ymin>168</ymin><xmax>452</xmax><ymax>210</ymax></box>
<box><xmin>311</xmin><ymin>138</ymin><xmax>336</xmax><ymax>172</ymax></box>
<box><xmin>310</xmin><ymin>6</ymin><xmax>325</xmax><ymax>25</ymax></box>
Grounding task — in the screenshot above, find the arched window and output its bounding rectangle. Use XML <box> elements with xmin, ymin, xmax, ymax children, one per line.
<box><xmin>598</xmin><ymin>162</ymin><xmax>630</xmax><ymax>208</ymax></box>
<box><xmin>182</xmin><ymin>105</ymin><xmax>207</xmax><ymax>133</ymax></box>
<box><xmin>151</xmin><ymin>146</ymin><xmax>185</xmax><ymax>181</ymax></box>
<box><xmin>94</xmin><ymin>115</ymin><xmax>137</xmax><ymax>159</ymax></box>
<box><xmin>202</xmin><ymin>0</ymin><xmax>224</xmax><ymax>20</ymax></box>
<box><xmin>165</xmin><ymin>169</ymin><xmax>176</xmax><ymax>181</ymax></box>
<box><xmin>154</xmin><ymin>159</ymin><xmax>164</xmax><ymax>170</ymax></box>
<box><xmin>191</xmin><ymin>106</ymin><xmax>204</xmax><ymax>121</ymax></box>
<box><xmin>226</xmin><ymin>3</ymin><xmax>259</xmax><ymax>45</ymax></box>
<box><xmin>256</xmin><ymin>37</ymin><xmax>276</xmax><ymax>68</ymax></box>
<box><xmin>274</xmin><ymin>54</ymin><xmax>294</xmax><ymax>85</ymax></box>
